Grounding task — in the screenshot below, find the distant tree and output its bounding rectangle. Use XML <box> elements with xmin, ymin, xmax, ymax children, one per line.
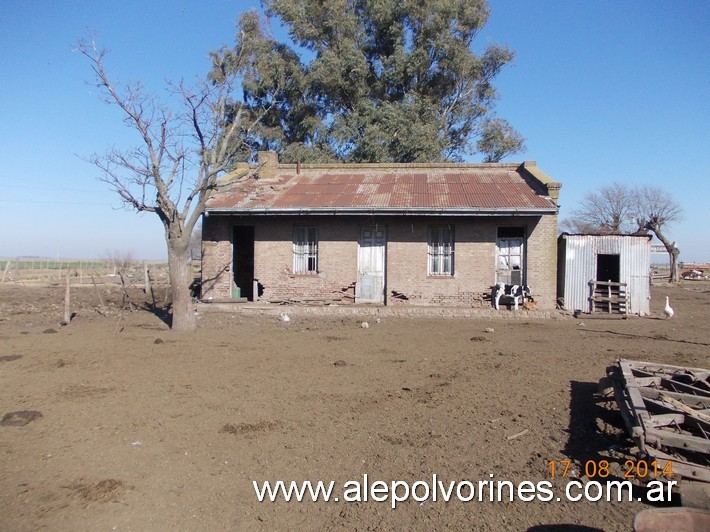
<box><xmin>567</xmin><ymin>183</ymin><xmax>636</xmax><ymax>234</ymax></box>
<box><xmin>77</xmin><ymin>18</ymin><xmax>280</xmax><ymax>331</ymax></box>
<box><xmin>231</xmin><ymin>0</ymin><xmax>524</xmax><ymax>163</ymax></box>
<box><xmin>633</xmin><ymin>185</ymin><xmax>683</xmax><ymax>282</ymax></box>
<box><xmin>102</xmin><ymin>249</ymin><xmax>135</xmax><ymax>274</ymax></box>
<box><xmin>568</xmin><ymin>183</ymin><xmax>683</xmax><ymax>282</ymax></box>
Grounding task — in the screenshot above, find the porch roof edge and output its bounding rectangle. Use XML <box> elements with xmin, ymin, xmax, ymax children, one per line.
<box><xmin>204</xmin><ymin>206</ymin><xmax>558</xmax><ymax>216</ymax></box>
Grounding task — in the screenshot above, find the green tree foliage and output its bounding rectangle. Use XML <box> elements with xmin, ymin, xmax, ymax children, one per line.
<box><xmin>220</xmin><ymin>0</ymin><xmax>524</xmax><ymax>163</ymax></box>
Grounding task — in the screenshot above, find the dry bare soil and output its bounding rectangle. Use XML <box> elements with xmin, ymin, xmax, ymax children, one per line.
<box><xmin>0</xmin><ymin>282</ymin><xmax>708</xmax><ymax>531</ymax></box>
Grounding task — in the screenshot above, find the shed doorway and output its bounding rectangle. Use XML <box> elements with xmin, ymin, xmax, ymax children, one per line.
<box><xmin>592</xmin><ymin>253</ymin><xmax>626</xmax><ymax>314</ymax></box>
<box><xmin>596</xmin><ymin>253</ymin><xmax>620</xmax><ymax>283</ymax></box>
<box><xmin>233</xmin><ymin>226</ymin><xmax>254</xmax><ymax>301</ymax></box>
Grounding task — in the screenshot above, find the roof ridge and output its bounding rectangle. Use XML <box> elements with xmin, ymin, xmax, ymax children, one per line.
<box><xmin>276</xmin><ymin>162</ymin><xmax>522</xmax><ymax>170</ymax></box>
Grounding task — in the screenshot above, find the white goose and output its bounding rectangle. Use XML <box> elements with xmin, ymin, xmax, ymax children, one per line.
<box><xmin>663</xmin><ymin>296</ymin><xmax>674</xmax><ymax>319</ymax></box>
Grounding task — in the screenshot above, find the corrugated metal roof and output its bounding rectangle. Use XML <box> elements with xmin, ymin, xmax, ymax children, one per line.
<box><xmin>206</xmin><ymin>165</ymin><xmax>558</xmax><ymax>213</ymax></box>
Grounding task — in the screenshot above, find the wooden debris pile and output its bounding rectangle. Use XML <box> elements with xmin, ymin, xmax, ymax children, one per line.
<box><xmin>606</xmin><ymin>359</ymin><xmax>710</xmax><ymax>483</ymax></box>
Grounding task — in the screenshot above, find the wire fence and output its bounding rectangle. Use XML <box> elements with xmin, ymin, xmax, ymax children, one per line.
<box><xmin>3</xmin><ymin>259</ymin><xmax>119</xmax><ymax>270</ymax></box>
<box><xmin>0</xmin><ymin>258</ymin><xmax>174</xmax><ymax>285</ymax></box>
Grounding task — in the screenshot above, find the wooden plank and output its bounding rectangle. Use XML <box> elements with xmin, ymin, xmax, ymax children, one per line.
<box><xmin>611</xmin><ymin>374</ymin><xmax>645</xmax><ymax>451</ymax></box>
<box><xmin>625</xmin><ymin>360</ymin><xmax>710</xmax><ymax>378</ymax></box>
<box><xmin>646</xmin><ymin>427</ymin><xmax>710</xmax><ymax>454</ymax></box>
<box><xmin>648</xmin><ymin>448</ymin><xmax>710</xmax><ymax>483</ymax></box>
<box><xmin>639</xmin><ymin>387</ymin><xmax>710</xmax><ymax>409</ymax></box>
<box><xmin>608</xmin><ymin>283</ymin><xmax>611</xmax><ymax>313</ymax></box>
<box><xmin>635</xmin><ymin>376</ymin><xmax>663</xmax><ymax>387</ymax></box>
<box><xmin>659</xmin><ymin>392</ymin><xmax>710</xmax><ymax>424</ymax></box>
<box><xmin>649</xmin><ymin>413</ymin><xmax>686</xmax><ymax>428</ymax></box>
<box><xmin>645</xmin><ymin>398</ymin><xmax>710</xmax><ymax>436</ymax></box>
<box><xmin>661</xmin><ymin>377</ymin><xmax>710</xmax><ymax>398</ymax></box>
<box><xmin>643</xmin><ymin>396</ymin><xmax>684</xmax><ymax>415</ymax></box>
<box><xmin>619</xmin><ymin>360</ymin><xmax>655</xmax><ymax>427</ymax></box>
<box><xmin>595</xmin><ymin>281</ymin><xmax>628</xmax><ymax>288</ymax></box>
<box><xmin>632</xmin><ymin>368</ymin><xmax>658</xmax><ymax>378</ymax></box>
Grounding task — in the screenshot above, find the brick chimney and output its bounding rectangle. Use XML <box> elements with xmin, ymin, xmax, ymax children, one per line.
<box><xmin>257</xmin><ymin>150</ymin><xmax>279</xmax><ymax>180</ymax></box>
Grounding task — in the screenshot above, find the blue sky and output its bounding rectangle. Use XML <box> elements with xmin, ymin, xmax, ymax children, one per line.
<box><xmin>1</xmin><ymin>0</ymin><xmax>708</xmax><ymax>261</ymax></box>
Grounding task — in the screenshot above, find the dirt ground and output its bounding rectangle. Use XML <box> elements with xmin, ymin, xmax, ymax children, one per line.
<box><xmin>0</xmin><ymin>282</ymin><xmax>708</xmax><ymax>531</ymax></box>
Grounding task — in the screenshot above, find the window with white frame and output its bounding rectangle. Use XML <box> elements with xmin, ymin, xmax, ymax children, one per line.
<box><xmin>496</xmin><ymin>227</ymin><xmax>525</xmax><ymax>285</ymax></box>
<box><xmin>428</xmin><ymin>225</ymin><xmax>455</xmax><ymax>276</ymax></box>
<box><xmin>293</xmin><ymin>226</ymin><xmax>318</xmax><ymax>274</ymax></box>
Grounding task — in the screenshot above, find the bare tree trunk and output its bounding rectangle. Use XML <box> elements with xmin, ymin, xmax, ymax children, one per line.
<box><xmin>669</xmin><ymin>246</ymin><xmax>680</xmax><ymax>283</ymax></box>
<box><xmin>144</xmin><ymin>261</ymin><xmax>156</xmax><ymax>308</ymax></box>
<box><xmin>651</xmin><ymin>228</ymin><xmax>680</xmax><ymax>283</ymax></box>
<box><xmin>168</xmin><ymin>245</ymin><xmax>196</xmax><ymax>331</ymax></box>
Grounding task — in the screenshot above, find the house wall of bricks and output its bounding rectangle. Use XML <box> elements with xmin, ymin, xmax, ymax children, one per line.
<box><xmin>201</xmin><ymin>213</ymin><xmax>558</xmax><ymax>309</ymax></box>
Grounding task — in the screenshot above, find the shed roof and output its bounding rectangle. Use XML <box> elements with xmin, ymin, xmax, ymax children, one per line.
<box><xmin>205</xmin><ymin>159</ymin><xmax>561</xmax><ymax>216</ymax></box>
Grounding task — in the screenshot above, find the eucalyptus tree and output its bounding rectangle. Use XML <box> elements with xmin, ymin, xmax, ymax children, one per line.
<box><xmin>235</xmin><ymin>0</ymin><xmax>525</xmax><ymax>163</ymax></box>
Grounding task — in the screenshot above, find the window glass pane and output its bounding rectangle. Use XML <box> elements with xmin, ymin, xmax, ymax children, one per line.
<box><xmin>294</xmin><ymin>226</ymin><xmax>317</xmax><ymax>274</ymax></box>
<box><xmin>496</xmin><ymin>228</ymin><xmax>524</xmax><ymax>284</ymax></box>
<box><xmin>428</xmin><ymin>226</ymin><xmax>454</xmax><ymax>275</ymax></box>
<box><xmin>497</xmin><ymin>227</ymin><xmax>525</xmax><ymax>239</ymax></box>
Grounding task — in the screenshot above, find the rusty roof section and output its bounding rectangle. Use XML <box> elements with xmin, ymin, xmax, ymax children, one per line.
<box><xmin>206</xmin><ymin>160</ymin><xmax>561</xmax><ymax>215</ymax></box>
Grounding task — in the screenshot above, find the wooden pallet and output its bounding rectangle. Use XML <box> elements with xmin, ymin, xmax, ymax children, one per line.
<box><xmin>607</xmin><ymin>359</ymin><xmax>710</xmax><ymax>483</ymax></box>
<box><xmin>590</xmin><ymin>281</ymin><xmax>628</xmax><ymax>314</ymax></box>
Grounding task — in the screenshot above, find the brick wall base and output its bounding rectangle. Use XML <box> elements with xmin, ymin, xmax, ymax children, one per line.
<box><xmin>201</xmin><ymin>214</ymin><xmax>558</xmax><ymax>309</ymax></box>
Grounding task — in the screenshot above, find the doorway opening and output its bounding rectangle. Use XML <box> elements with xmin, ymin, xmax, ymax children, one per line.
<box><xmin>596</xmin><ymin>253</ymin><xmax>620</xmax><ymax>283</ymax></box>
<box><xmin>233</xmin><ymin>226</ymin><xmax>255</xmax><ymax>301</ymax></box>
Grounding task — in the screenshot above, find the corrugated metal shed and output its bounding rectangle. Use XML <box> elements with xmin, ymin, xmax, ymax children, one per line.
<box><xmin>558</xmin><ymin>234</ymin><xmax>652</xmax><ymax>315</ymax></box>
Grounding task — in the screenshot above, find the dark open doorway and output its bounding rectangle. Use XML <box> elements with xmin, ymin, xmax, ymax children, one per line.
<box><xmin>596</xmin><ymin>253</ymin><xmax>620</xmax><ymax>283</ymax></box>
<box><xmin>233</xmin><ymin>226</ymin><xmax>255</xmax><ymax>301</ymax></box>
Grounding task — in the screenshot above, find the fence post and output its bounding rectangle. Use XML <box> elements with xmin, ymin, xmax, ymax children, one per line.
<box><xmin>91</xmin><ymin>275</ymin><xmax>107</xmax><ymax>315</ymax></box>
<box><xmin>61</xmin><ymin>272</ymin><xmax>72</xmax><ymax>325</ymax></box>
<box><xmin>144</xmin><ymin>261</ymin><xmax>156</xmax><ymax>308</ymax></box>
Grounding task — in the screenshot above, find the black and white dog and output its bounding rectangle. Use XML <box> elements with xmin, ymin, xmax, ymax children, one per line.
<box><xmin>492</xmin><ymin>283</ymin><xmax>532</xmax><ymax>310</ymax></box>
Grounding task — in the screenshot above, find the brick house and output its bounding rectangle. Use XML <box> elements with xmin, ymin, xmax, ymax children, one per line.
<box><xmin>201</xmin><ymin>152</ymin><xmax>561</xmax><ymax>309</ymax></box>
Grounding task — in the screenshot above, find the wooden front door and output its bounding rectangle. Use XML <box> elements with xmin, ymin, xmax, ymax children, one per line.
<box><xmin>356</xmin><ymin>226</ymin><xmax>386</xmax><ymax>304</ymax></box>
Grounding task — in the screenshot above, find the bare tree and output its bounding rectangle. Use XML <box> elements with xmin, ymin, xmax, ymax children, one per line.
<box><xmin>568</xmin><ymin>183</ymin><xmax>636</xmax><ymax>234</ymax></box>
<box><xmin>102</xmin><ymin>249</ymin><xmax>135</xmax><ymax>274</ymax></box>
<box><xmin>633</xmin><ymin>185</ymin><xmax>683</xmax><ymax>282</ymax></box>
<box><xmin>568</xmin><ymin>183</ymin><xmax>683</xmax><ymax>283</ymax></box>
<box><xmin>77</xmin><ymin>23</ymin><xmax>276</xmax><ymax>330</ymax></box>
